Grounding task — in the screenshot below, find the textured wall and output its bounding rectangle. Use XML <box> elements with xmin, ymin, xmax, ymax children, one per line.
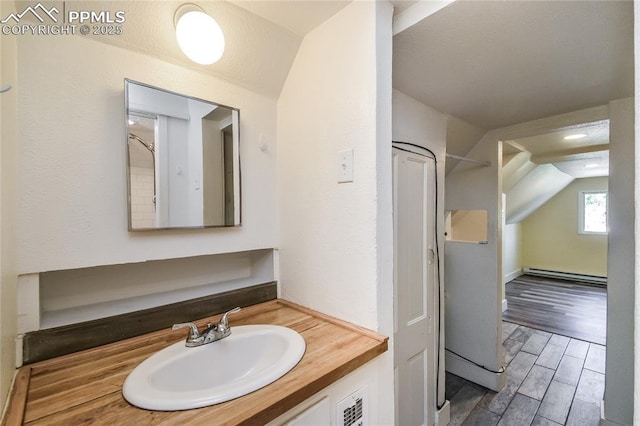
<box><xmin>17</xmin><ymin>35</ymin><xmax>278</xmax><ymax>274</ymax></box>
<box><xmin>277</xmin><ymin>2</ymin><xmax>394</xmax><ymax>424</ymax></box>
<box><xmin>278</xmin><ymin>1</ymin><xmax>380</xmax><ymax>331</ymax></box>
<box><xmin>0</xmin><ymin>0</ymin><xmax>18</xmax><ymax>409</ymax></box>
<box><xmin>604</xmin><ymin>98</ymin><xmax>634</xmax><ymax>425</ymax></box>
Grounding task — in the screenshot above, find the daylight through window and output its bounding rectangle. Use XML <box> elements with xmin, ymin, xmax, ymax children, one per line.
<box><xmin>579</xmin><ymin>191</ymin><xmax>607</xmax><ymax>234</ymax></box>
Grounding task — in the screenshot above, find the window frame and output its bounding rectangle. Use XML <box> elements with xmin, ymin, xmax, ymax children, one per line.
<box><xmin>578</xmin><ymin>190</ymin><xmax>608</xmax><ymax>235</ymax></box>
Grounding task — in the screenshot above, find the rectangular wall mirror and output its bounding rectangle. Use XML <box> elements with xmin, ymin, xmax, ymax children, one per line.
<box><xmin>125</xmin><ymin>79</ymin><xmax>240</xmax><ymax>230</ymax></box>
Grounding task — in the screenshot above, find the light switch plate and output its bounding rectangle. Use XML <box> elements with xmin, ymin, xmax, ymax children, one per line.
<box><xmin>338</xmin><ymin>149</ymin><xmax>354</xmax><ymax>183</ymax></box>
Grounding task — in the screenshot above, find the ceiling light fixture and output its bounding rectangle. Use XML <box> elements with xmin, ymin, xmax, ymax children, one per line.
<box><xmin>584</xmin><ymin>163</ymin><xmax>600</xmax><ymax>169</ymax></box>
<box><xmin>563</xmin><ymin>133</ymin><xmax>587</xmax><ymax>140</ymax></box>
<box><xmin>174</xmin><ymin>4</ymin><xmax>225</xmax><ymax>65</ymax></box>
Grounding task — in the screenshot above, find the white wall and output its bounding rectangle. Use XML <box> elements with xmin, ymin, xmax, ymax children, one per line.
<box><xmin>17</xmin><ymin>34</ymin><xmax>278</xmax><ymax>274</ymax></box>
<box><xmin>503</xmin><ymin>223</ymin><xmax>522</xmax><ymax>283</ymax></box>
<box><xmin>35</xmin><ymin>250</ymin><xmax>274</xmax><ymax>329</ymax></box>
<box><xmin>277</xmin><ymin>2</ymin><xmax>394</xmax><ymax>424</ymax></box>
<box><xmin>444</xmin><ymin>130</ymin><xmax>504</xmax><ymax>391</ymax></box>
<box><xmin>374</xmin><ymin>5</ymin><xmax>396</xmax><ymax>425</ymax></box>
<box><xmin>0</xmin><ymin>0</ymin><xmax>18</xmax><ymax>410</ymax></box>
<box><xmin>445</xmin><ymin>115</ymin><xmax>486</xmax><ymax>174</ymax></box>
<box><xmin>634</xmin><ymin>8</ymin><xmax>640</xmax><ymax>424</ymax></box>
<box><xmin>278</xmin><ymin>1</ymin><xmax>380</xmax><ymax>334</ymax></box>
<box><xmin>604</xmin><ymin>97</ymin><xmax>634</xmax><ymax>425</ymax></box>
<box><xmin>392</xmin><ymin>89</ymin><xmax>448</xmax><ymax>407</ymax></box>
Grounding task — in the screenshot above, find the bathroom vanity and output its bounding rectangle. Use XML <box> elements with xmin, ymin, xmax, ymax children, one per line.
<box><xmin>6</xmin><ymin>300</ymin><xmax>387</xmax><ymax>425</ymax></box>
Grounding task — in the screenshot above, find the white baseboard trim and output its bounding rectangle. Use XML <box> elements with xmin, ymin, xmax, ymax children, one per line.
<box><xmin>502</xmin><ymin>299</ymin><xmax>508</xmax><ymax>312</ymax></box>
<box><xmin>600</xmin><ymin>418</ymin><xmax>627</xmax><ymax>425</ymax></box>
<box><xmin>445</xmin><ymin>351</ymin><xmax>505</xmax><ymax>392</ymax></box>
<box><xmin>435</xmin><ymin>399</ymin><xmax>450</xmax><ymax>426</ymax></box>
<box><xmin>523</xmin><ymin>267</ymin><xmax>607</xmax><ymax>285</ymax></box>
<box><xmin>600</xmin><ymin>400</ymin><xmax>629</xmax><ymax>425</ymax></box>
<box><xmin>503</xmin><ymin>268</ymin><xmax>523</xmax><ymax>284</ymax></box>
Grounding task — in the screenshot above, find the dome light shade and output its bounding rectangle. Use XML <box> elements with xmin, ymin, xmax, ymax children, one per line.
<box><xmin>175</xmin><ymin>5</ymin><xmax>225</xmax><ymax>65</ymax></box>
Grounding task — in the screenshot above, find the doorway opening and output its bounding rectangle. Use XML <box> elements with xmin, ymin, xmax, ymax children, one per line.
<box><xmin>501</xmin><ymin>118</ymin><xmax>609</xmax><ymax>346</ymax></box>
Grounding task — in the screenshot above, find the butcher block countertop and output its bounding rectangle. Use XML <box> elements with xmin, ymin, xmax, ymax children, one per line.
<box><xmin>5</xmin><ymin>299</ymin><xmax>388</xmax><ymax>426</ymax></box>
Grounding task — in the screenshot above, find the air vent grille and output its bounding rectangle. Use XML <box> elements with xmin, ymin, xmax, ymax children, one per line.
<box><xmin>343</xmin><ymin>397</ymin><xmax>363</xmax><ymax>426</ymax></box>
<box><xmin>336</xmin><ymin>386</ymin><xmax>367</xmax><ymax>426</ymax></box>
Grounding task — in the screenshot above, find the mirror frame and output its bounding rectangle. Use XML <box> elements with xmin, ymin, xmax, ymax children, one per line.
<box><xmin>124</xmin><ymin>79</ymin><xmax>241</xmax><ymax>231</ymax></box>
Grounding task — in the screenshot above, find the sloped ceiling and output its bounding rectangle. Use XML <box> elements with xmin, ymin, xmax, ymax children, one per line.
<box><xmin>393</xmin><ymin>1</ymin><xmax>626</xmax><ymax>224</ymax></box>
<box><xmin>48</xmin><ymin>0</ymin><xmax>430</xmax><ymax>100</ymax></box>
<box><xmin>44</xmin><ymin>0</ymin><xmax>352</xmax><ymax>99</ymax></box>
<box><xmin>505</xmin><ymin>163</ymin><xmax>574</xmax><ymax>224</ymax></box>
<box><xmin>393</xmin><ymin>0</ymin><xmax>633</xmax><ymax>130</ymax></box>
<box><xmin>507</xmin><ymin>119</ymin><xmax>610</xmax><ymax>179</ymax></box>
<box><xmin>230</xmin><ymin>1</ymin><xmax>350</xmax><ymax>37</ymax></box>
<box><xmin>502</xmin><ymin>119</ymin><xmax>609</xmax><ymax>223</ymax></box>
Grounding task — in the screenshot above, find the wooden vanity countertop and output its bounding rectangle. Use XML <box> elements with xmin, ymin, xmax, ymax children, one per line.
<box><xmin>6</xmin><ymin>299</ymin><xmax>388</xmax><ymax>426</ymax></box>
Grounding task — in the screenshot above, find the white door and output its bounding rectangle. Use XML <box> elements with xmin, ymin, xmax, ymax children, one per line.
<box><xmin>393</xmin><ymin>148</ymin><xmax>436</xmax><ymax>426</ymax></box>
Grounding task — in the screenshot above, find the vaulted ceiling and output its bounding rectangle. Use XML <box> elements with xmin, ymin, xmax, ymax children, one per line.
<box><xmin>58</xmin><ymin>0</ymin><xmax>632</xmax><ymax>174</ymax></box>
<box><xmin>62</xmin><ymin>0</ymin><xmax>352</xmax><ymax>99</ymax></box>
<box><xmin>393</xmin><ymin>0</ymin><xmax>634</xmax><ymax>131</ymax></box>
<box><xmin>391</xmin><ymin>1</ymin><xmax>631</xmax><ymax>224</ymax></box>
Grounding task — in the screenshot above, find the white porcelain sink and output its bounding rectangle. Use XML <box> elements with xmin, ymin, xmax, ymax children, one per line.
<box><xmin>122</xmin><ymin>324</ymin><xmax>305</xmax><ymax>411</ymax></box>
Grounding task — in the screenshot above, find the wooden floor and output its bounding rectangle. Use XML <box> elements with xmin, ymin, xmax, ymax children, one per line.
<box><xmin>502</xmin><ymin>275</ymin><xmax>607</xmax><ymax>345</ymax></box>
<box><xmin>448</xmin><ymin>321</ymin><xmax>606</xmax><ymax>426</ymax></box>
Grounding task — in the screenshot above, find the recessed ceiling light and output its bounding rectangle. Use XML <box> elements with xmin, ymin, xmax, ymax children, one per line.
<box><xmin>128</xmin><ymin>119</ymin><xmax>135</xmax><ymax>125</ymax></box>
<box><xmin>584</xmin><ymin>163</ymin><xmax>600</xmax><ymax>169</ymax></box>
<box><xmin>564</xmin><ymin>133</ymin><xmax>587</xmax><ymax>140</ymax></box>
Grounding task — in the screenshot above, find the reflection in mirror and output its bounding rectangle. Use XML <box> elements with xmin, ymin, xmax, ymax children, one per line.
<box><xmin>125</xmin><ymin>80</ymin><xmax>240</xmax><ymax>230</ymax></box>
<box><xmin>445</xmin><ymin>210</ymin><xmax>488</xmax><ymax>243</ymax></box>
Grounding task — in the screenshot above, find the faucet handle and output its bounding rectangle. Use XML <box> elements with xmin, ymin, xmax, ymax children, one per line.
<box><xmin>219</xmin><ymin>307</ymin><xmax>241</xmax><ymax>328</ymax></box>
<box><xmin>172</xmin><ymin>322</ymin><xmax>200</xmax><ymax>339</ymax></box>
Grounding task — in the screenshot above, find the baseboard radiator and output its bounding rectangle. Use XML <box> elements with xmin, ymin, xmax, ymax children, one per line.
<box><xmin>523</xmin><ymin>267</ymin><xmax>607</xmax><ymax>285</ymax></box>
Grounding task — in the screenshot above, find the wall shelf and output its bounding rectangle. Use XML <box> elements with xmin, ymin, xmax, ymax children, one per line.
<box><xmin>18</xmin><ymin>249</ymin><xmax>277</xmax><ymax>333</ymax></box>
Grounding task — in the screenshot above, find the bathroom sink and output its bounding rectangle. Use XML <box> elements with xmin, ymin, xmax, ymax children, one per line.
<box><xmin>122</xmin><ymin>324</ymin><xmax>306</xmax><ymax>411</ymax></box>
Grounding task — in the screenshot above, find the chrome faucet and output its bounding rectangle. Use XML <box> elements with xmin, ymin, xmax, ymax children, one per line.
<box><xmin>172</xmin><ymin>307</ymin><xmax>241</xmax><ymax>347</ymax></box>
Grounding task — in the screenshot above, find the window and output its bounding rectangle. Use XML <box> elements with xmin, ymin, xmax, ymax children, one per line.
<box><xmin>579</xmin><ymin>191</ymin><xmax>608</xmax><ymax>234</ymax></box>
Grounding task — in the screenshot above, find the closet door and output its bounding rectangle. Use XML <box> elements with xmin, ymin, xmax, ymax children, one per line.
<box><xmin>393</xmin><ymin>148</ymin><xmax>436</xmax><ymax>426</ymax></box>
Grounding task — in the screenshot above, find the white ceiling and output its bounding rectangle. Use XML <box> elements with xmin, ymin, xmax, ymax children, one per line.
<box><xmin>71</xmin><ymin>0</ymin><xmax>315</xmax><ymax>99</ymax></box>
<box><xmin>230</xmin><ymin>1</ymin><xmax>350</xmax><ymax>37</ymax></box>
<box><xmin>393</xmin><ymin>0</ymin><xmax>634</xmax><ymax>130</ymax></box>
<box><xmin>390</xmin><ymin>1</ymin><xmax>420</xmax><ymax>15</ymax></box>
<box><xmin>232</xmin><ymin>0</ymin><xmax>418</xmax><ymax>34</ymax></box>
<box><xmin>65</xmin><ymin>0</ymin><xmax>428</xmax><ymax>99</ymax></box>
<box><xmin>512</xmin><ymin>120</ymin><xmax>609</xmax><ymax>159</ymax></box>
<box><xmin>508</xmin><ymin>120</ymin><xmax>610</xmax><ymax>179</ymax></box>
<box><xmin>38</xmin><ymin>0</ymin><xmax>632</xmax><ymax>117</ymax></box>
<box><xmin>552</xmin><ymin>153</ymin><xmax>609</xmax><ymax>179</ymax></box>
<box><xmin>61</xmin><ymin>0</ymin><xmax>631</xmax><ymax>169</ymax></box>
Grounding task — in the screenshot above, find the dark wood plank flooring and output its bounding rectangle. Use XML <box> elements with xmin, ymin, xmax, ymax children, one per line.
<box><xmin>448</xmin><ymin>322</ymin><xmax>605</xmax><ymax>425</ymax></box>
<box><xmin>502</xmin><ymin>275</ymin><xmax>606</xmax><ymax>345</ymax></box>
